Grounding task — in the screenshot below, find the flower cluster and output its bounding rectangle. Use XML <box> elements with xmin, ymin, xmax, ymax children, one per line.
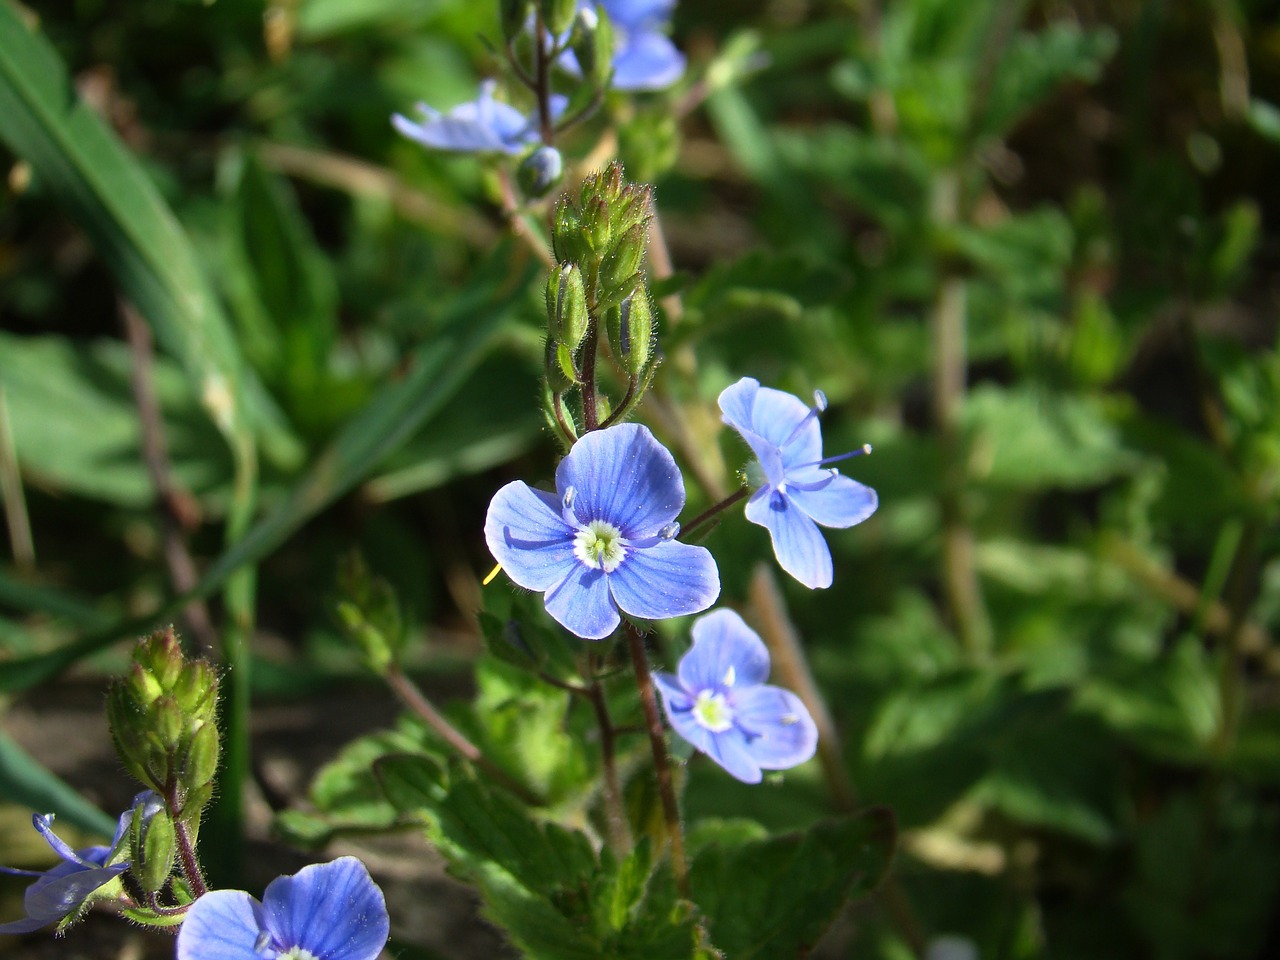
<box><xmin>392</xmin><ymin>0</ymin><xmax>684</xmax><ymax>157</ymax></box>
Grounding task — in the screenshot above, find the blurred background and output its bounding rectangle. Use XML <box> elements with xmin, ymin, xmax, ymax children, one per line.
<box><xmin>2</xmin><ymin>1</ymin><xmax>1279</xmax><ymax>957</ymax></box>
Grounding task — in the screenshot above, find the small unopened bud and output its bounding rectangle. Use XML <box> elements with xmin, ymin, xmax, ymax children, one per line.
<box><xmin>606</xmin><ymin>293</ymin><xmax>654</xmax><ymax>376</ymax></box>
<box><xmin>132</xmin><ymin>805</ymin><xmax>176</xmax><ymax>895</ymax></box>
<box><xmin>546</xmin><ymin>263</ymin><xmax>589</xmax><ymax>350</ymax></box>
<box><xmin>499</xmin><ymin>0</ymin><xmax>532</xmax><ymax>41</ymax></box>
<box><xmin>571</xmin><ymin>4</ymin><xmax>614</xmax><ymax>88</ymax></box>
<box><xmin>598</xmin><ymin>222</ymin><xmax>647</xmax><ymax>305</ymax></box>
<box><xmin>551</xmin><ymin>198</ymin><xmax>588</xmax><ymax>265</ymax></box>
<box><xmin>518</xmin><ymin>146</ymin><xmax>563</xmax><ymax>198</ymax></box>
<box><xmin>582</xmin><ymin>194</ymin><xmax>612</xmax><ymax>254</ymax></box>
<box><xmin>539</xmin><ymin>0</ymin><xmax>576</xmax><ymax>35</ymax></box>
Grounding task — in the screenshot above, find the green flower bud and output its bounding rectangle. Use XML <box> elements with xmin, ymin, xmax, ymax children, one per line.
<box><xmin>181</xmin><ymin>721</ymin><xmax>221</xmax><ymax>817</ymax></box>
<box><xmin>539</xmin><ymin>0</ymin><xmax>576</xmax><ymax>35</ymax></box>
<box><xmin>571</xmin><ymin>4</ymin><xmax>614</xmax><ymax>88</ymax></box>
<box><xmin>132</xmin><ymin>806</ymin><xmax>176</xmax><ymax>895</ymax></box>
<box><xmin>606</xmin><ymin>292</ymin><xmax>655</xmax><ymax>377</ymax></box>
<box><xmin>545</xmin><ymin>338</ymin><xmax>575</xmax><ymax>394</ymax></box>
<box><xmin>598</xmin><ymin>222</ymin><xmax>647</xmax><ymax>306</ymax></box>
<box><xmin>546</xmin><ymin>263</ymin><xmax>589</xmax><ymax>351</ymax></box>
<box><xmin>499</xmin><ymin>0</ymin><xmax>532</xmax><ymax>41</ymax></box>
<box><xmin>551</xmin><ymin>199</ymin><xmax>589</xmax><ymax>266</ymax></box>
<box><xmin>582</xmin><ymin>194</ymin><xmax>612</xmax><ymax>255</ymax></box>
<box><xmin>517</xmin><ymin>146</ymin><xmax>564</xmax><ymax>199</ymax></box>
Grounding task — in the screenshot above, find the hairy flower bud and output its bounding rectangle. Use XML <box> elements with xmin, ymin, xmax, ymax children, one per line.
<box><xmin>551</xmin><ymin>199</ymin><xmax>589</xmax><ymax>266</ymax></box>
<box><xmin>106</xmin><ymin>628</ymin><xmax>220</xmax><ymax>822</ymax></box>
<box><xmin>606</xmin><ymin>292</ymin><xmax>655</xmax><ymax>377</ymax></box>
<box><xmin>546</xmin><ymin>263</ymin><xmax>589</xmax><ymax>351</ymax></box>
<box><xmin>131</xmin><ymin>801</ymin><xmax>176</xmax><ymax>896</ymax></box>
<box><xmin>597</xmin><ymin>222</ymin><xmax>647</xmax><ymax>306</ymax></box>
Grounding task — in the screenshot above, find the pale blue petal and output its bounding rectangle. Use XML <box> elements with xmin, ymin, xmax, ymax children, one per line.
<box><xmin>608</xmin><ymin>540</ymin><xmax>719</xmax><ymax>622</ymax></box>
<box><xmin>658</xmin><ymin>687</ymin><xmax>721</xmax><ymax>758</ymax></box>
<box><xmin>748</xmin><ymin>385</ymin><xmax>822</xmax><ymax>470</ymax></box>
<box><xmin>734</xmin><ymin>686</ymin><xmax>818</xmax><ymax>771</ymax></box>
<box><xmin>555</xmin><ymin>424</ymin><xmax>684</xmax><ymax>538</ymax></box>
<box><xmin>612</xmin><ymin>31</ymin><xmax>685</xmax><ymax>90</ymax></box>
<box><xmin>485</xmin><ymin>481</ymin><xmax>577</xmax><ymax>591</ymax></box>
<box><xmin>0</xmin><ymin>861</ymin><xmax>122</xmax><ymax>933</ymax></box>
<box><xmin>261</xmin><ymin>857</ymin><xmax>389</xmax><ymax>960</ymax></box>
<box><xmin>731</xmin><ymin>425</ymin><xmax>787</xmax><ymax>489</ymax></box>
<box><xmin>176</xmin><ymin>890</ymin><xmax>267</xmax><ymax>960</ymax></box>
<box><xmin>717</xmin><ymin>377</ymin><xmax>760</xmax><ymax>435</ymax></box>
<box><xmin>746</xmin><ymin>489</ymin><xmax>833</xmax><ymax>589</ymax></box>
<box><xmin>703</xmin><ymin>730</ymin><xmax>763</xmax><ymax>784</ymax></box>
<box><xmin>599</xmin><ymin>0</ymin><xmax>675</xmax><ymax>28</ymax></box>
<box><xmin>545</xmin><ymin>566</ymin><xmax>619</xmax><ymax>640</ymax></box>
<box><xmin>392</xmin><ymin>81</ymin><xmax>540</xmax><ymax>154</ymax></box>
<box><xmin>787</xmin><ymin>474</ymin><xmax>879</xmax><ymax>529</ymax></box>
<box><xmin>653</xmin><ymin>671</ymin><xmax>693</xmax><ymax>712</ymax></box>
<box><xmin>678</xmin><ymin>609</ymin><xmax>770</xmax><ymax>693</ymax></box>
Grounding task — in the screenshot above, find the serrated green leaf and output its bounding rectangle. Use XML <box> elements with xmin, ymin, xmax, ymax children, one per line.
<box><xmin>689</xmin><ymin>809</ymin><xmax>896</xmax><ymax>960</ymax></box>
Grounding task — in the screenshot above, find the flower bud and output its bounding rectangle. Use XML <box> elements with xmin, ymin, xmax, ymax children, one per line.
<box><xmin>571</xmin><ymin>4</ymin><xmax>614</xmax><ymax>88</ymax></box>
<box><xmin>551</xmin><ymin>198</ymin><xmax>589</xmax><ymax>266</ymax></box>
<box><xmin>546</xmin><ymin>263</ymin><xmax>589</xmax><ymax>351</ymax></box>
<box><xmin>539</xmin><ymin>0</ymin><xmax>577</xmax><ymax>35</ymax></box>
<box><xmin>517</xmin><ymin>146</ymin><xmax>563</xmax><ymax>199</ymax></box>
<box><xmin>499</xmin><ymin>0</ymin><xmax>532</xmax><ymax>41</ymax></box>
<box><xmin>606</xmin><ymin>293</ymin><xmax>655</xmax><ymax>377</ymax></box>
<box><xmin>182</xmin><ymin>721</ymin><xmax>221</xmax><ymax>815</ymax></box>
<box><xmin>131</xmin><ymin>803</ymin><xmax>176</xmax><ymax>895</ymax></box>
<box><xmin>597</xmin><ymin>222</ymin><xmax>647</xmax><ymax>305</ymax></box>
<box><xmin>106</xmin><ymin>629</ymin><xmax>220</xmax><ymax>817</ymax></box>
<box><xmin>582</xmin><ymin>194</ymin><xmax>612</xmax><ymax>255</ymax></box>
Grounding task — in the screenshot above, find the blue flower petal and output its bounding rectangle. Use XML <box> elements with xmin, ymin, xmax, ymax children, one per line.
<box><xmin>545</xmin><ymin>566</ymin><xmax>619</xmax><ymax>640</ymax></box>
<box><xmin>657</xmin><ymin>683</ymin><xmax>722</xmax><ymax>759</ymax></box>
<box><xmin>704</xmin><ymin>730</ymin><xmax>764</xmax><ymax>784</ymax></box>
<box><xmin>787</xmin><ymin>473</ymin><xmax>879</xmax><ymax>529</ymax></box>
<box><xmin>392</xmin><ymin>80</ymin><xmax>547</xmax><ymax>155</ymax></box>
<box><xmin>176</xmin><ymin>890</ymin><xmax>267</xmax><ymax>960</ymax></box>
<box><xmin>555</xmin><ymin>423</ymin><xmax>684</xmax><ymax>538</ymax></box>
<box><xmin>677</xmin><ymin>608</ymin><xmax>770</xmax><ymax>693</ymax></box>
<box><xmin>744</xmin><ymin>384</ymin><xmax>822</xmax><ymax>469</ymax></box>
<box><xmin>612</xmin><ymin>31</ymin><xmax>686</xmax><ymax>90</ymax></box>
<box><xmin>653</xmin><ymin>671</ymin><xmax>693</xmax><ymax>712</ymax></box>
<box><xmin>485</xmin><ymin>481</ymin><xmax>577</xmax><ymax>591</ymax></box>
<box><xmin>745</xmin><ymin>489</ymin><xmax>833</xmax><ymax>588</ymax></box>
<box><xmin>21</xmin><ymin>862</ymin><xmax>124</xmax><ymax>927</ymax></box>
<box><xmin>734</xmin><ymin>685</ymin><xmax>818</xmax><ymax>771</ymax></box>
<box><xmin>261</xmin><ymin>857</ymin><xmax>389</xmax><ymax>960</ymax></box>
<box><xmin>598</xmin><ymin>0</ymin><xmax>675</xmax><ymax>28</ymax></box>
<box><xmin>609</xmin><ymin>540</ymin><xmax>719</xmax><ymax>622</ymax></box>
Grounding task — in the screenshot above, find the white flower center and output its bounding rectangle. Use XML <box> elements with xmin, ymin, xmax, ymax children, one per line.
<box><xmin>278</xmin><ymin>948</ymin><xmax>318</xmax><ymax>960</ymax></box>
<box><xmin>573</xmin><ymin>520</ymin><xmax>625</xmax><ymax>573</ymax></box>
<box><xmin>692</xmin><ymin>690</ymin><xmax>734</xmax><ymax>733</ymax></box>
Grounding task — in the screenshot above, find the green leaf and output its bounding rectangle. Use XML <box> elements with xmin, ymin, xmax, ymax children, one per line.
<box><xmin>0</xmin><ymin>730</ymin><xmax>118</xmax><ymax>838</ymax></box>
<box><xmin>0</xmin><ymin>248</ymin><xmax>532</xmax><ymax>693</ymax></box>
<box><xmin>689</xmin><ymin>808</ymin><xmax>896</xmax><ymax>960</ymax></box>
<box><xmin>0</xmin><ymin>5</ymin><xmax>254</xmax><ymax>451</ymax></box>
<box><xmin>0</xmin><ymin>332</ymin><xmax>228</xmax><ymax>506</ymax></box>
<box><xmin>980</xmin><ymin>24</ymin><xmax>1118</xmax><ymax>138</ymax></box>
<box><xmin>963</xmin><ymin>384</ymin><xmax>1138</xmax><ymax>490</ymax></box>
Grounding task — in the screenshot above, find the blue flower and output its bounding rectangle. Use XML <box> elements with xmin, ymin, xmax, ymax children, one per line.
<box><xmin>485</xmin><ymin>422</ymin><xmax>720</xmax><ymax>640</ymax></box>
<box><xmin>0</xmin><ymin>793</ymin><xmax>157</xmax><ymax>934</ymax></box>
<box><xmin>393</xmin><ymin>79</ymin><xmax>567</xmax><ymax>154</ymax></box>
<box><xmin>176</xmin><ymin>857</ymin><xmax>389</xmax><ymax>960</ymax></box>
<box><xmin>719</xmin><ymin>377</ymin><xmax>878</xmax><ymax>589</ymax></box>
<box><xmin>571</xmin><ymin>0</ymin><xmax>685</xmax><ymax>90</ymax></box>
<box><xmin>654</xmin><ymin>608</ymin><xmax>817</xmax><ymax>784</ymax></box>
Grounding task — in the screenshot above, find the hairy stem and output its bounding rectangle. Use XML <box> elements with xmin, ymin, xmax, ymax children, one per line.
<box><xmin>680</xmin><ymin>486</ymin><xmax>749</xmax><ymax>541</ymax></box>
<box><xmin>624</xmin><ymin>623</ymin><xmax>689</xmax><ymax>896</ymax></box>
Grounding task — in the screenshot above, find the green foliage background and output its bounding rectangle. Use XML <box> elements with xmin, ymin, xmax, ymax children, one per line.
<box><xmin>2</xmin><ymin>0</ymin><xmax>1279</xmax><ymax>957</ymax></box>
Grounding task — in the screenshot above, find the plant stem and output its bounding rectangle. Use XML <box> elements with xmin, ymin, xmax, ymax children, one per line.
<box><xmin>624</xmin><ymin>622</ymin><xmax>689</xmax><ymax>897</ymax></box>
<box><xmin>680</xmin><ymin>487</ymin><xmax>749</xmax><ymax>541</ymax></box>
<box><xmin>585</xmin><ymin>652</ymin><xmax>631</xmax><ymax>853</ymax></box>
<box><xmin>0</xmin><ymin>385</ymin><xmax>33</xmax><ymax>569</ymax></box>
<box><xmin>385</xmin><ymin>665</ymin><xmax>543</xmax><ymax>806</ymax></box>
<box><xmin>930</xmin><ymin>169</ymin><xmax>992</xmax><ymax>661</ymax></box>
<box><xmin>172</xmin><ymin>816</ymin><xmax>208</xmax><ymax>899</ymax></box>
